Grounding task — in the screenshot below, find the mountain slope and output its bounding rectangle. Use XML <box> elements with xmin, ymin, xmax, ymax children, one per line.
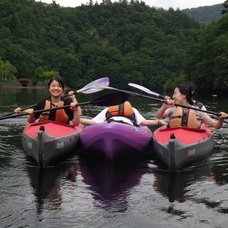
<box><xmin>182</xmin><ymin>4</ymin><xmax>224</xmax><ymax>25</ymax></box>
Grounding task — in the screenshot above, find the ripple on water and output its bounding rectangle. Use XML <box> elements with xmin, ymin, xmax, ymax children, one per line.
<box><xmin>1</xmin><ymin>93</ymin><xmax>228</xmax><ymax>228</ymax></box>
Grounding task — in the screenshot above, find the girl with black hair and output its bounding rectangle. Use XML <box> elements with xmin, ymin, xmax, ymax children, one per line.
<box><xmin>14</xmin><ymin>76</ymin><xmax>81</xmax><ymax>126</ymax></box>
<box><xmin>156</xmin><ymin>82</ymin><xmax>227</xmax><ymax>129</ymax></box>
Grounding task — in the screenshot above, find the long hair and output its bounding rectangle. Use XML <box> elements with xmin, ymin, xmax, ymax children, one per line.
<box><xmin>176</xmin><ymin>81</ymin><xmax>194</xmax><ymax>105</ymax></box>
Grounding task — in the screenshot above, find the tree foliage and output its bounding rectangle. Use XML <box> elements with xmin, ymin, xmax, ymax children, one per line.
<box><xmin>182</xmin><ymin>4</ymin><xmax>224</xmax><ymax>26</ymax></box>
<box><xmin>0</xmin><ymin>0</ymin><xmax>227</xmax><ymax>93</ymax></box>
<box><xmin>0</xmin><ymin>57</ymin><xmax>17</xmax><ymax>81</ymax></box>
<box><xmin>222</xmin><ymin>0</ymin><xmax>228</xmax><ymax>14</ymax></box>
<box><xmin>185</xmin><ymin>14</ymin><xmax>228</xmax><ymax>91</ymax></box>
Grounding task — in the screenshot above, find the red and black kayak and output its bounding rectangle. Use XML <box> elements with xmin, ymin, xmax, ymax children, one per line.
<box><xmin>152</xmin><ymin>124</ymin><xmax>215</xmax><ymax>171</ymax></box>
<box><xmin>22</xmin><ymin>121</ymin><xmax>83</xmax><ymax>166</ymax></box>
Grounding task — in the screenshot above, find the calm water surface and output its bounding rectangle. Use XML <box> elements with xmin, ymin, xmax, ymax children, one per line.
<box><xmin>0</xmin><ymin>87</ymin><xmax>228</xmax><ymax>228</ymax></box>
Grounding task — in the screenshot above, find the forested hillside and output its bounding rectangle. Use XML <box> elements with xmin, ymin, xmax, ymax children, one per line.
<box><xmin>182</xmin><ymin>4</ymin><xmax>224</xmax><ymax>26</ymax></box>
<box><xmin>185</xmin><ymin>13</ymin><xmax>228</xmax><ymax>91</ymax></box>
<box><xmin>0</xmin><ymin>0</ymin><xmax>227</xmax><ymax>92</ymax></box>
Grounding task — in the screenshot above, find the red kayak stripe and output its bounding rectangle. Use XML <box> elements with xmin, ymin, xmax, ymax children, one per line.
<box><xmin>24</xmin><ymin>122</ymin><xmax>82</xmax><ymax>138</ymax></box>
<box><xmin>154</xmin><ymin>126</ymin><xmax>213</xmax><ymax>144</ymax></box>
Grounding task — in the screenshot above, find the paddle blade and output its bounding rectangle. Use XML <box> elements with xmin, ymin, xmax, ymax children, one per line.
<box><xmin>77</xmin><ymin>77</ymin><xmax>109</xmax><ymax>94</ymax></box>
<box><xmin>90</xmin><ymin>91</ymin><xmax>129</xmax><ymax>106</ymax></box>
<box><xmin>224</xmin><ymin>81</ymin><xmax>228</xmax><ymax>87</ymax></box>
<box><xmin>128</xmin><ymin>83</ymin><xmax>161</xmax><ymax>97</ymax></box>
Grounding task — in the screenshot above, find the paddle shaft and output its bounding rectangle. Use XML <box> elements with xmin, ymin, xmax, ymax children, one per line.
<box><xmin>0</xmin><ymin>103</ymin><xmax>87</xmax><ymax>120</ymax></box>
<box><xmin>0</xmin><ymin>91</ymin><xmax>129</xmax><ymax>120</ymax></box>
<box><xmin>101</xmin><ymin>86</ymin><xmax>166</xmax><ymax>101</ymax></box>
<box><xmin>128</xmin><ymin>83</ymin><xmax>228</xmax><ymax>123</ymax></box>
<box><xmin>0</xmin><ymin>77</ymin><xmax>109</xmax><ymax>118</ymax></box>
<box><xmin>103</xmin><ymin>86</ymin><xmax>226</xmax><ymax>118</ymax></box>
<box><xmin>130</xmin><ymin>84</ymin><xmax>228</xmax><ymax>122</ymax></box>
<box><xmin>0</xmin><ymin>102</ymin><xmax>105</xmax><ymax>120</ymax></box>
<box><xmin>5</xmin><ymin>92</ymin><xmax>79</xmax><ymax>114</ymax></box>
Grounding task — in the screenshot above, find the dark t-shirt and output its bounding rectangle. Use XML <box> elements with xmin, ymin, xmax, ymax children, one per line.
<box><xmin>34</xmin><ymin>96</ymin><xmax>74</xmax><ymax>122</ymax></box>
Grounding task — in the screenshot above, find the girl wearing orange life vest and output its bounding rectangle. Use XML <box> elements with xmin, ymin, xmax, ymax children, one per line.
<box><xmin>156</xmin><ymin>82</ymin><xmax>227</xmax><ymax>129</ymax></box>
<box><xmin>80</xmin><ymin>101</ymin><xmax>167</xmax><ymax>126</ymax></box>
<box><xmin>105</xmin><ymin>101</ymin><xmax>136</xmax><ymax>123</ymax></box>
<box><xmin>14</xmin><ymin>76</ymin><xmax>81</xmax><ymax>126</ymax></box>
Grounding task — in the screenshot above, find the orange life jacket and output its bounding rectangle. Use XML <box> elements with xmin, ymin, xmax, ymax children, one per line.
<box><xmin>39</xmin><ymin>100</ymin><xmax>69</xmax><ymax>124</ymax></box>
<box><xmin>105</xmin><ymin>101</ymin><xmax>136</xmax><ymax>123</ymax></box>
<box><xmin>168</xmin><ymin>106</ymin><xmax>200</xmax><ymax>128</ymax></box>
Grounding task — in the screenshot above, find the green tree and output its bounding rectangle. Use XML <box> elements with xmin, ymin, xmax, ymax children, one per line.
<box><xmin>0</xmin><ymin>58</ymin><xmax>17</xmax><ymax>81</ymax></box>
<box><xmin>0</xmin><ymin>0</ymin><xmax>207</xmax><ymax>90</ymax></box>
<box><xmin>222</xmin><ymin>0</ymin><xmax>228</xmax><ymax>14</ymax></box>
<box><xmin>185</xmin><ymin>15</ymin><xmax>228</xmax><ymax>90</ymax></box>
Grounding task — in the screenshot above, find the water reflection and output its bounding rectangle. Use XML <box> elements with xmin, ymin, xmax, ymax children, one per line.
<box><xmin>79</xmin><ymin>157</ymin><xmax>148</xmax><ymax>211</ymax></box>
<box><xmin>1</xmin><ymin>87</ymin><xmax>228</xmax><ymax>227</ymax></box>
<box><xmin>0</xmin><ymin>88</ymin><xmax>49</xmax><ymax>110</ymax></box>
<box><xmin>26</xmin><ymin>162</ymin><xmax>79</xmax><ymax>214</ymax></box>
<box><xmin>152</xmin><ymin>161</ymin><xmax>215</xmax><ymax>213</ymax></box>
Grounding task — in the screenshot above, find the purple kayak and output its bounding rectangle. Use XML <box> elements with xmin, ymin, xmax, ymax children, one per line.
<box><xmin>80</xmin><ymin>121</ymin><xmax>153</xmax><ymax>160</ymax></box>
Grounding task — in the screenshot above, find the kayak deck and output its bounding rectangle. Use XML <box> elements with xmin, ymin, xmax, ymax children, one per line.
<box><xmin>152</xmin><ymin>124</ymin><xmax>215</xmax><ymax>170</ymax></box>
<box><xmin>80</xmin><ymin>121</ymin><xmax>152</xmax><ymax>160</ymax></box>
<box><xmin>154</xmin><ymin>126</ymin><xmax>213</xmax><ymax>144</ymax></box>
<box><xmin>24</xmin><ymin>121</ymin><xmax>82</xmax><ymax>138</ymax></box>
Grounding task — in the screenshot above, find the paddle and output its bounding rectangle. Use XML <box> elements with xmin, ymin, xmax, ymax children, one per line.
<box><xmin>0</xmin><ymin>91</ymin><xmax>129</xmax><ymax>120</ymax></box>
<box><xmin>128</xmin><ymin>83</ymin><xmax>166</xmax><ymax>99</ymax></box>
<box><xmin>99</xmin><ymin>86</ymin><xmax>167</xmax><ymax>102</ymax></box>
<box><xmin>127</xmin><ymin>83</ymin><xmax>227</xmax><ymax>118</ymax></box>
<box><xmin>99</xmin><ymin>85</ymin><xmax>227</xmax><ymax>118</ymax></box>
<box><xmin>0</xmin><ymin>77</ymin><xmax>109</xmax><ymax>118</ymax></box>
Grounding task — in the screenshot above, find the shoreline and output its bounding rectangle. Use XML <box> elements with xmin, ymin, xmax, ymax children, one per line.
<box><xmin>0</xmin><ymin>81</ymin><xmax>72</xmax><ymax>89</ymax></box>
<box><xmin>0</xmin><ymin>81</ymin><xmax>46</xmax><ymax>89</ymax></box>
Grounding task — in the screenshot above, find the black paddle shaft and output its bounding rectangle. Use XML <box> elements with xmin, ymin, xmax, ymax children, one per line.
<box><xmin>0</xmin><ymin>91</ymin><xmax>129</xmax><ymax>120</ymax></box>
<box><xmin>103</xmin><ymin>86</ymin><xmax>227</xmax><ymax>118</ymax></box>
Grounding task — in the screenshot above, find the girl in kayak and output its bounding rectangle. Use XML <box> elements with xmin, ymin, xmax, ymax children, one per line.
<box><xmin>14</xmin><ymin>76</ymin><xmax>81</xmax><ymax>126</ymax></box>
<box><xmin>80</xmin><ymin>101</ymin><xmax>167</xmax><ymax>126</ymax></box>
<box><xmin>156</xmin><ymin>82</ymin><xmax>227</xmax><ymax>129</ymax></box>
<box><xmin>163</xmin><ymin>81</ymin><xmax>207</xmax><ymax>110</ymax></box>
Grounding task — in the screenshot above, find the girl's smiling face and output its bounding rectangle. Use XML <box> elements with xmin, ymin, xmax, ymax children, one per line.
<box><xmin>172</xmin><ymin>87</ymin><xmax>187</xmax><ymax>104</ymax></box>
<box><xmin>49</xmin><ymin>80</ymin><xmax>64</xmax><ymax>98</ymax></box>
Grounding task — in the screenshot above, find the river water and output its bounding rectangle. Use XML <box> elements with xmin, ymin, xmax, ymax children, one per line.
<box><xmin>0</xmin><ymin>87</ymin><xmax>227</xmax><ymax>228</ymax></box>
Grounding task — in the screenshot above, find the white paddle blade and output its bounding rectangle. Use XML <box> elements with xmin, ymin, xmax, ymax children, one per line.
<box><xmin>96</xmin><ymin>86</ymin><xmax>120</xmax><ymax>91</ymax></box>
<box><xmin>77</xmin><ymin>77</ymin><xmax>110</xmax><ymax>94</ymax></box>
<box><xmin>79</xmin><ymin>86</ymin><xmax>106</xmax><ymax>94</ymax></box>
<box><xmin>128</xmin><ymin>83</ymin><xmax>160</xmax><ymax>97</ymax></box>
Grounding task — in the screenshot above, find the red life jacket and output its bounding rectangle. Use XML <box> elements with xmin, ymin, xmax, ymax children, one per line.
<box><xmin>168</xmin><ymin>106</ymin><xmax>200</xmax><ymax>128</ymax></box>
<box><xmin>105</xmin><ymin>101</ymin><xmax>136</xmax><ymax>123</ymax></box>
<box><xmin>39</xmin><ymin>100</ymin><xmax>69</xmax><ymax>124</ymax></box>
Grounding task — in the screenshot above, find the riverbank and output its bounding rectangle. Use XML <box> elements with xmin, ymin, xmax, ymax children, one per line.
<box><xmin>0</xmin><ymin>81</ymin><xmax>46</xmax><ymax>89</ymax></box>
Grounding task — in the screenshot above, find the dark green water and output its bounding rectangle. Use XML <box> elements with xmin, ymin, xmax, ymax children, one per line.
<box><xmin>0</xmin><ymin>87</ymin><xmax>228</xmax><ymax>228</ymax></box>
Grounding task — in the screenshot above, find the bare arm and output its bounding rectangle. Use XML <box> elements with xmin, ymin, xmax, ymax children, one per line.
<box><xmin>212</xmin><ymin>112</ymin><xmax>228</xmax><ymax>129</ymax></box>
<box><xmin>28</xmin><ymin>113</ymin><xmax>36</xmax><ymax>123</ymax></box>
<box><xmin>68</xmin><ymin>91</ymin><xmax>83</xmax><ymax>126</ymax></box>
<box><xmin>80</xmin><ymin>108</ymin><xmax>107</xmax><ymax>125</ymax></box>
<box><xmin>80</xmin><ymin>118</ymin><xmax>96</xmax><ymax>125</ymax></box>
<box><xmin>14</xmin><ymin>107</ymin><xmax>36</xmax><ymax>123</ymax></box>
<box><xmin>156</xmin><ymin>100</ymin><xmax>174</xmax><ymax>119</ymax></box>
<box><xmin>140</xmin><ymin>119</ymin><xmax>167</xmax><ymax>126</ymax></box>
<box><xmin>68</xmin><ymin>91</ymin><xmax>82</xmax><ymax>116</ymax></box>
<box><xmin>70</xmin><ymin>101</ymin><xmax>82</xmax><ymax>126</ymax></box>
